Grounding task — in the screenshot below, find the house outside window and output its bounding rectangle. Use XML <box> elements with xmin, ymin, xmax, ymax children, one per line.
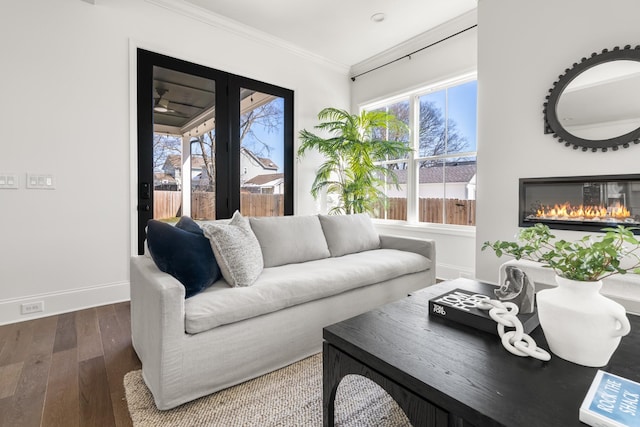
<box><xmin>362</xmin><ymin>74</ymin><xmax>477</xmax><ymax>226</ymax></box>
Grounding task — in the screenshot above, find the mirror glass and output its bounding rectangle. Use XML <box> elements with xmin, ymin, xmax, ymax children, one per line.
<box><xmin>556</xmin><ymin>60</ymin><xmax>640</xmax><ymax>140</ymax></box>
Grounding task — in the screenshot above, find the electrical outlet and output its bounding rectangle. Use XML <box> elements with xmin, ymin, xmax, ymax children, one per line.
<box><xmin>21</xmin><ymin>301</ymin><xmax>44</xmax><ymax>315</ymax></box>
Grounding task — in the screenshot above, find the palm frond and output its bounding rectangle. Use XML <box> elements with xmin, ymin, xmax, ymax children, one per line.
<box><xmin>299</xmin><ymin>107</ymin><xmax>412</xmax><ymax>214</ymax></box>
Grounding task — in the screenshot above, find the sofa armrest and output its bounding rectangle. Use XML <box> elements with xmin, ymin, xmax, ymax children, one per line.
<box><xmin>130</xmin><ymin>256</ymin><xmax>186</xmax><ymax>397</ymax></box>
<box><xmin>379</xmin><ymin>234</ymin><xmax>436</xmax><ymax>263</ymax></box>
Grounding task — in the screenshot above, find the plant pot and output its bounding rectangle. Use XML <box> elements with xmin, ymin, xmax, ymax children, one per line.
<box><xmin>536</xmin><ymin>276</ymin><xmax>631</xmax><ymax>367</ymax></box>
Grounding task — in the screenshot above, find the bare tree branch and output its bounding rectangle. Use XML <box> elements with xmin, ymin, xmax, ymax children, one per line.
<box><xmin>240</xmin><ymin>100</ymin><xmax>281</xmax><ymax>157</ymax></box>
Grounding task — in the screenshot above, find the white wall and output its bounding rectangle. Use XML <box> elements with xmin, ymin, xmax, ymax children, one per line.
<box><xmin>476</xmin><ymin>0</ymin><xmax>640</xmax><ymax>284</ymax></box>
<box><xmin>352</xmin><ymin>11</ymin><xmax>478</xmax><ymax>280</ymax></box>
<box><xmin>0</xmin><ymin>0</ymin><xmax>349</xmax><ymax>324</ymax></box>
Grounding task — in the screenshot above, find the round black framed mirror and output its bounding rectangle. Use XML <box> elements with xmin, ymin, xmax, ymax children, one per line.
<box><xmin>543</xmin><ymin>45</ymin><xmax>640</xmax><ymax>152</ymax></box>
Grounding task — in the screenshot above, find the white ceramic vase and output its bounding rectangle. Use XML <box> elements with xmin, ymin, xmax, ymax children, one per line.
<box><xmin>536</xmin><ymin>276</ymin><xmax>631</xmax><ymax>367</ymax></box>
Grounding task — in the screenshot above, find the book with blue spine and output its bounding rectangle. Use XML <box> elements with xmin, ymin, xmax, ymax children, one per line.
<box><xmin>580</xmin><ymin>370</ymin><xmax>640</xmax><ymax>427</ymax></box>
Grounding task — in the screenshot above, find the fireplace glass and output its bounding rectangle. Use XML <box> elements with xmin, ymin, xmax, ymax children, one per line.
<box><xmin>519</xmin><ymin>175</ymin><xmax>640</xmax><ymax>233</ymax></box>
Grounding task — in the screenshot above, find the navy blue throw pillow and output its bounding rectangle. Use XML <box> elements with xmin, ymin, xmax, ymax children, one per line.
<box><xmin>146</xmin><ymin>217</ymin><xmax>221</xmax><ymax>298</ymax></box>
<box><xmin>175</xmin><ymin>215</ymin><xmax>203</xmax><ymax>235</ymax></box>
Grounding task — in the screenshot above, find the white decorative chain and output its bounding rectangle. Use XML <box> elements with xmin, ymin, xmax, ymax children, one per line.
<box><xmin>473</xmin><ymin>296</ymin><xmax>551</xmax><ymax>361</ymax></box>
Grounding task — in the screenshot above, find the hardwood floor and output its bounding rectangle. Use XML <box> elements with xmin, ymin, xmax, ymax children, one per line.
<box><xmin>0</xmin><ymin>302</ymin><xmax>141</xmax><ymax>427</ymax></box>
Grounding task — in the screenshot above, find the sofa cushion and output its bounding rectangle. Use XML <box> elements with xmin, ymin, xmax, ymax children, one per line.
<box><xmin>249</xmin><ymin>215</ymin><xmax>330</xmax><ymax>267</ymax></box>
<box><xmin>184</xmin><ymin>248</ymin><xmax>432</xmax><ymax>333</ymax></box>
<box><xmin>319</xmin><ymin>213</ymin><xmax>380</xmax><ymax>257</ymax></box>
<box><xmin>202</xmin><ymin>211</ymin><xmax>264</xmax><ymax>287</ymax></box>
<box><xmin>146</xmin><ymin>217</ymin><xmax>221</xmax><ymax>298</ymax></box>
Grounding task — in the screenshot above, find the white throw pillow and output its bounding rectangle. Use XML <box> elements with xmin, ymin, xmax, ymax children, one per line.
<box><xmin>249</xmin><ymin>215</ymin><xmax>330</xmax><ymax>267</ymax></box>
<box><xmin>202</xmin><ymin>211</ymin><xmax>264</xmax><ymax>287</ymax></box>
<box><xmin>318</xmin><ymin>213</ymin><xmax>380</xmax><ymax>257</ymax></box>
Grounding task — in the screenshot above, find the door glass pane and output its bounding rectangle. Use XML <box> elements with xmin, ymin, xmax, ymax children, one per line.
<box><xmin>239</xmin><ymin>89</ymin><xmax>285</xmax><ymax>217</ymax></box>
<box><xmin>152</xmin><ymin>132</ymin><xmax>182</xmax><ymax>221</ymax></box>
<box><xmin>191</xmin><ymin>126</ymin><xmax>216</xmax><ymax>220</ymax></box>
<box><xmin>152</xmin><ymin>66</ymin><xmax>216</xmax><ymax>221</ymax></box>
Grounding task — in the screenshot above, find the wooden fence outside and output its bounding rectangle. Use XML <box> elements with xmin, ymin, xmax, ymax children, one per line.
<box><xmin>240</xmin><ymin>193</ymin><xmax>284</xmax><ymax>217</ymax></box>
<box><xmin>192</xmin><ymin>192</ymin><xmax>215</xmax><ymax>220</ymax></box>
<box><xmin>376</xmin><ymin>197</ymin><xmax>476</xmax><ymax>226</ymax></box>
<box><xmin>153</xmin><ymin>191</ymin><xmax>284</xmax><ymax>220</ymax></box>
<box><xmin>154</xmin><ymin>191</ymin><xmax>182</xmax><ymax>219</ymax></box>
<box><xmin>154</xmin><ymin>191</ymin><xmax>474</xmax><ymax>225</ymax></box>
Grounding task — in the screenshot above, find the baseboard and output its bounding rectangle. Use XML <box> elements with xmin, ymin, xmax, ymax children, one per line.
<box><xmin>436</xmin><ymin>262</ymin><xmax>475</xmax><ymax>281</ymax></box>
<box><xmin>0</xmin><ymin>281</ymin><xmax>130</xmax><ymax>326</ymax></box>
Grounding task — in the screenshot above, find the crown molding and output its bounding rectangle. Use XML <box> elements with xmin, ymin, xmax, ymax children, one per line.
<box><xmin>145</xmin><ymin>0</ymin><xmax>349</xmax><ymax>74</ymax></box>
<box><xmin>350</xmin><ymin>8</ymin><xmax>477</xmax><ymax>79</ymax></box>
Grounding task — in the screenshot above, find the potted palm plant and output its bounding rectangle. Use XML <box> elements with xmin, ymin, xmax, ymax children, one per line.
<box><xmin>482</xmin><ymin>223</ymin><xmax>640</xmax><ymax>366</ymax></box>
<box><xmin>297</xmin><ymin>107</ymin><xmax>412</xmax><ymax>215</ymax></box>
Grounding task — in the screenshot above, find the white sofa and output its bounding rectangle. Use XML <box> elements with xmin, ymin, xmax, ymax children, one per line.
<box><xmin>130</xmin><ymin>213</ymin><xmax>436</xmax><ymax>409</ymax></box>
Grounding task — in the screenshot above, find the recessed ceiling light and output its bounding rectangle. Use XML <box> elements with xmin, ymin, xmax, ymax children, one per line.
<box><xmin>371</xmin><ymin>13</ymin><xmax>385</xmax><ymax>23</ymax></box>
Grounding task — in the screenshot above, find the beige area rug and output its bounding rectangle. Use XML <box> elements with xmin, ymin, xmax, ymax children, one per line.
<box><xmin>124</xmin><ymin>354</ymin><xmax>411</xmax><ymax>426</ymax></box>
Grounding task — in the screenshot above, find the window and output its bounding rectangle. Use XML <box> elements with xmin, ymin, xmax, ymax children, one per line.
<box><xmin>363</xmin><ymin>75</ymin><xmax>477</xmax><ymax>226</ymax></box>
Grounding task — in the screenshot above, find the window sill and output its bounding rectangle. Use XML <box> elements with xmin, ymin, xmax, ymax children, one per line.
<box><xmin>371</xmin><ymin>219</ymin><xmax>476</xmax><ymax>238</ymax></box>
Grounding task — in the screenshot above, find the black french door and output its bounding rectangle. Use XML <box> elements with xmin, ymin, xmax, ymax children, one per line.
<box><xmin>136</xmin><ymin>49</ymin><xmax>293</xmax><ymax>254</ymax></box>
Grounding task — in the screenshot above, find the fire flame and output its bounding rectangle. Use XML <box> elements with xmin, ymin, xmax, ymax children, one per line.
<box><xmin>535</xmin><ymin>202</ymin><xmax>631</xmax><ymax>221</ymax></box>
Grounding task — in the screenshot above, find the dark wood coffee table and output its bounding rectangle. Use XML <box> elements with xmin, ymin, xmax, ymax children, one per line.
<box><xmin>323</xmin><ymin>278</ymin><xmax>640</xmax><ymax>427</ymax></box>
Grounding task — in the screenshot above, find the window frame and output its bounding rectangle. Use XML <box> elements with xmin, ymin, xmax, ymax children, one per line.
<box><xmin>360</xmin><ymin>72</ymin><xmax>477</xmax><ymax>227</ymax></box>
<box><xmin>136</xmin><ymin>49</ymin><xmax>294</xmax><ymax>254</ymax></box>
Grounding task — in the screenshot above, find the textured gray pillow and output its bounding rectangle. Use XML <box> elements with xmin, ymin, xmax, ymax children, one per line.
<box><xmin>318</xmin><ymin>213</ymin><xmax>380</xmax><ymax>257</ymax></box>
<box><xmin>202</xmin><ymin>211</ymin><xmax>263</xmax><ymax>287</ymax></box>
<box><xmin>249</xmin><ymin>215</ymin><xmax>330</xmax><ymax>267</ymax></box>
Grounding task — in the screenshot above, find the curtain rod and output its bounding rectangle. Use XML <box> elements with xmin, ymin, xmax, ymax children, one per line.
<box><xmin>350</xmin><ymin>24</ymin><xmax>478</xmax><ymax>82</ymax></box>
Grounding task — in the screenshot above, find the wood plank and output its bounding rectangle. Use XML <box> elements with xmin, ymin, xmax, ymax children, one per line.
<box><xmin>0</xmin><ymin>362</ymin><xmax>23</xmax><ymax>399</ymax></box>
<box><xmin>79</xmin><ymin>356</ymin><xmax>115</xmax><ymax>427</ymax></box>
<box><xmin>113</xmin><ymin>301</ymin><xmax>133</xmax><ymax>334</ymax></box>
<box><xmin>0</xmin><ymin>320</ymin><xmax>34</xmax><ymax>367</ymax></box>
<box><xmin>76</xmin><ymin>308</ymin><xmax>103</xmax><ymax>362</ymax></box>
<box><xmin>31</xmin><ymin>315</ymin><xmax>59</xmax><ymax>355</ymax></box>
<box><xmin>42</xmin><ymin>348</ymin><xmax>79</xmax><ymax>427</ymax></box>
<box><xmin>3</xmin><ymin>350</ymin><xmax>53</xmax><ymax>425</ymax></box>
<box><xmin>1</xmin><ymin>316</ymin><xmax>59</xmax><ymax>426</ymax></box>
<box><xmin>0</xmin><ymin>396</ymin><xmax>12</xmax><ymax>427</ymax></box>
<box><xmin>0</xmin><ymin>303</ymin><xmax>138</xmax><ymax>427</ymax></box>
<box><xmin>0</xmin><ymin>322</ymin><xmax>17</xmax><ymax>357</ymax></box>
<box><xmin>97</xmin><ymin>305</ymin><xmax>140</xmax><ymax>427</ymax></box>
<box><xmin>53</xmin><ymin>312</ymin><xmax>77</xmax><ymax>353</ymax></box>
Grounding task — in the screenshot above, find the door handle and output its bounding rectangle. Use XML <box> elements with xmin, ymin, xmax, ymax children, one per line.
<box><xmin>139</xmin><ymin>182</ymin><xmax>150</xmax><ymax>200</ymax></box>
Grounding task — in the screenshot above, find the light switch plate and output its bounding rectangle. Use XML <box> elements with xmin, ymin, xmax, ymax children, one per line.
<box><xmin>0</xmin><ymin>173</ymin><xmax>19</xmax><ymax>189</ymax></box>
<box><xmin>26</xmin><ymin>173</ymin><xmax>55</xmax><ymax>189</ymax></box>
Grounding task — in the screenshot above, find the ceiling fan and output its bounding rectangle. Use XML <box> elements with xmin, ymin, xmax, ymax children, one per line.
<box><xmin>154</xmin><ymin>88</ymin><xmax>176</xmax><ymax>113</ymax></box>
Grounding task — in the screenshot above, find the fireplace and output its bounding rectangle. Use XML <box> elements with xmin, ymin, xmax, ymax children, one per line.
<box><xmin>519</xmin><ymin>174</ymin><xmax>640</xmax><ymax>233</ymax></box>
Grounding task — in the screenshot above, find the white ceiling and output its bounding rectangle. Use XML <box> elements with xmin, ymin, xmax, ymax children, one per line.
<box><xmin>182</xmin><ymin>0</ymin><xmax>477</xmax><ymax>66</ymax></box>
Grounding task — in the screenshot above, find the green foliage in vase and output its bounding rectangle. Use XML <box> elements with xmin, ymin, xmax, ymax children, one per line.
<box><xmin>482</xmin><ymin>223</ymin><xmax>640</xmax><ymax>281</ymax></box>
<box><xmin>297</xmin><ymin>107</ymin><xmax>412</xmax><ymax>215</ymax></box>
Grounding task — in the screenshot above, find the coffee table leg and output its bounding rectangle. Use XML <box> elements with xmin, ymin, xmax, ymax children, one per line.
<box><xmin>323</xmin><ymin>342</ymin><xmax>342</xmax><ymax>427</ymax></box>
<box><xmin>323</xmin><ymin>341</ymin><xmax>454</xmax><ymax>427</ymax></box>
